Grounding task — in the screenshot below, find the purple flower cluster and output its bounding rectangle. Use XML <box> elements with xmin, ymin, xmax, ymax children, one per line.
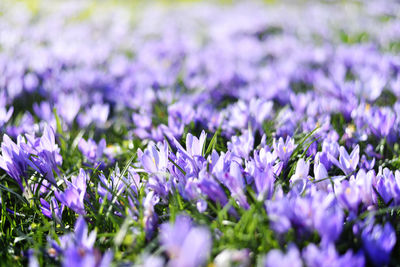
<box><xmin>2</xmin><ymin>1</ymin><xmax>400</xmax><ymax>266</ymax></box>
<box><xmin>49</xmin><ymin>217</ymin><xmax>113</xmax><ymax>267</ymax></box>
<box><xmin>0</xmin><ymin>125</ymin><xmax>61</xmax><ymax>191</ymax></box>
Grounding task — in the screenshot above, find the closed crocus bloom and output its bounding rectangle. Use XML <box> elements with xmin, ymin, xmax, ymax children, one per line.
<box><xmin>362</xmin><ymin>222</ymin><xmax>396</xmax><ymax>266</ymax></box>
<box><xmin>291</xmin><ymin>158</ymin><xmax>310</xmax><ymax>182</ymax></box>
<box><xmin>255</xmin><ymin>147</ymin><xmax>277</xmax><ymax>168</ymax></box>
<box><xmin>290</xmin><ymin>92</ymin><xmax>311</xmax><ymax>113</ymax></box>
<box><xmin>322</xmin><ymin>140</ymin><xmax>339</xmax><ymax>163</ymax></box>
<box><xmin>313</xmin><ymin>157</ymin><xmax>330</xmax><ymax>191</ymax></box>
<box><xmin>375</xmin><ymin>176</ymin><xmax>394</xmax><ymax>205</ymax></box>
<box><xmin>143</xmin><ymin>191</ymin><xmax>159</xmax><ymax>237</ymax></box>
<box><xmin>33</xmin><ymin>102</ymin><xmax>53</xmax><ymax>122</ymax></box>
<box><xmin>185</xmin><ymin>130</ymin><xmax>207</xmax><ymax>158</ymax></box>
<box><xmin>290</xmin><ymin>158</ymin><xmax>310</xmax><ymax>194</ymax></box>
<box><xmin>392</xmin><ymin>170</ymin><xmax>400</xmax><ymax>204</ymax></box>
<box><xmin>375</xmin><ymin>168</ymin><xmax>398</xmax><ymax>205</ymax></box>
<box><xmin>354</xmin><ymin>169</ymin><xmax>375</xmax><ymax>207</ymax></box>
<box><xmin>253</xmin><ymin>164</ymin><xmax>275</xmax><ymax>200</ymax></box>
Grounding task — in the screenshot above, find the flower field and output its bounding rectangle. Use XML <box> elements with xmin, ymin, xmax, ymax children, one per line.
<box><xmin>1</xmin><ymin>1</ymin><xmax>400</xmax><ymax>266</ymax></box>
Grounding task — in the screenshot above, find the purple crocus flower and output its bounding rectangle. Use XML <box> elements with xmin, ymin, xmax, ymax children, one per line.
<box><xmin>56</xmin><ymin>93</ymin><xmax>81</xmax><ymax>125</ymax></box>
<box><xmin>354</xmin><ymin>169</ymin><xmax>375</xmax><ymax>208</ymax></box>
<box><xmin>291</xmin><ymin>158</ymin><xmax>309</xmax><ymax>181</ymax></box>
<box><xmin>185</xmin><ymin>130</ymin><xmax>207</xmax><ymax>158</ymax></box>
<box><xmin>228</xmin><ymin>130</ymin><xmax>254</xmax><ymax>160</ymax></box>
<box><xmin>140</xmin><ymin>142</ymin><xmax>169</xmax><ymax>174</ymax></box>
<box><xmin>253</xmin><ymin>163</ymin><xmax>275</xmax><ymax>200</ymax></box>
<box><xmin>33</xmin><ymin>102</ymin><xmax>54</xmax><ymax>124</ymax></box>
<box><xmin>78</xmin><ymin>138</ymin><xmax>107</xmax><ymax>165</ymax></box>
<box><xmin>273</xmin><ymin>136</ymin><xmax>296</xmax><ymax>165</ymax></box>
<box><xmin>170</xmin><ymin>131</ymin><xmax>209</xmax><ymax>178</ymax></box>
<box><xmin>337</xmin><ymin>179</ymin><xmax>361</xmax><ymax>212</ymax></box>
<box><xmin>166</xmin><ymin>101</ymin><xmax>195</xmax><ymax>138</ymax></box>
<box><xmin>313</xmin><ymin>158</ymin><xmax>330</xmax><ymax>191</ymax></box>
<box><xmin>160</xmin><ymin>215</ymin><xmax>211</xmax><ymax>267</ymax></box>
<box><xmin>0</xmin><ymin>134</ymin><xmax>31</xmax><ymax>190</ymax></box>
<box><xmin>7</xmin><ymin>112</ymin><xmax>35</xmax><ymax>137</ymax></box>
<box><xmin>264</xmin><ymin>245</ymin><xmax>302</xmax><ymax>267</ymax></box>
<box><xmin>140</xmin><ymin>142</ymin><xmax>171</xmax><ymax>196</ymax></box>
<box><xmin>303</xmin><ymin>243</ymin><xmax>364</xmax><ymax>267</ymax></box>
<box><xmin>40</xmin><ymin>197</ymin><xmax>64</xmax><ymax>221</ymax></box>
<box><xmin>367</xmin><ymin>107</ymin><xmax>395</xmax><ymax>138</ymax></box>
<box><xmin>52</xmin><ymin>216</ymin><xmax>113</xmax><ymax>267</ymax></box>
<box><xmin>55</xmin><ymin>169</ymin><xmax>88</xmax><ymax>215</ymax></box>
<box><xmin>210</xmin><ymin>150</ymin><xmax>232</xmax><ymax>175</ymax></box>
<box><xmin>70</xmin><ymin>217</ymin><xmax>97</xmax><ymax>250</ymax></box>
<box><xmin>143</xmin><ymin>191</ymin><xmax>159</xmax><ymax>238</ymax></box>
<box><xmin>0</xmin><ymin>94</ymin><xmax>13</xmax><ymax>127</ymax></box>
<box><xmin>288</xmin><ymin>196</ymin><xmax>314</xmax><ymax>232</ymax></box>
<box><xmin>27</xmin><ymin>125</ymin><xmax>62</xmax><ymax>184</ymax></box>
<box><xmin>360</xmin><ymin>154</ymin><xmax>375</xmax><ymax>170</ymax></box>
<box><xmin>362</xmin><ymin>222</ymin><xmax>396</xmax><ymax>266</ymax></box>
<box><xmin>249</xmin><ymin>98</ymin><xmax>273</xmax><ymax>128</ymax></box>
<box><xmin>198</xmin><ymin>168</ymin><xmax>229</xmax><ymax>207</ymax></box>
<box><xmin>374</xmin><ymin>167</ymin><xmax>398</xmax><ymax>205</ymax></box>
<box><xmin>142</xmin><ymin>255</ymin><xmax>165</xmax><ymax>267</ymax></box>
<box><xmin>97</xmin><ymin>169</ymin><xmax>126</xmax><ymax>203</ymax></box>
<box><xmin>77</xmin><ymin>103</ymin><xmax>110</xmax><ymax>128</ymax></box>
<box><xmin>329</xmin><ymin>145</ymin><xmax>359</xmax><ymax>175</ymax></box>
<box><xmin>317</xmin><ymin>140</ymin><xmax>340</xmax><ymax>170</ymax></box>
<box><xmin>313</xmin><ymin>194</ymin><xmax>344</xmax><ymax>246</ymax></box>
<box><xmin>265</xmin><ymin>198</ymin><xmax>292</xmax><ymax>234</ymax></box>
<box><xmin>28</xmin><ymin>249</ymin><xmax>39</xmax><ymax>267</ymax></box>
<box><xmin>218</xmin><ymin>161</ymin><xmax>249</xmax><ymax>209</ymax></box>
<box><xmin>290</xmin><ymin>158</ymin><xmax>310</xmax><ymax>194</ymax></box>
